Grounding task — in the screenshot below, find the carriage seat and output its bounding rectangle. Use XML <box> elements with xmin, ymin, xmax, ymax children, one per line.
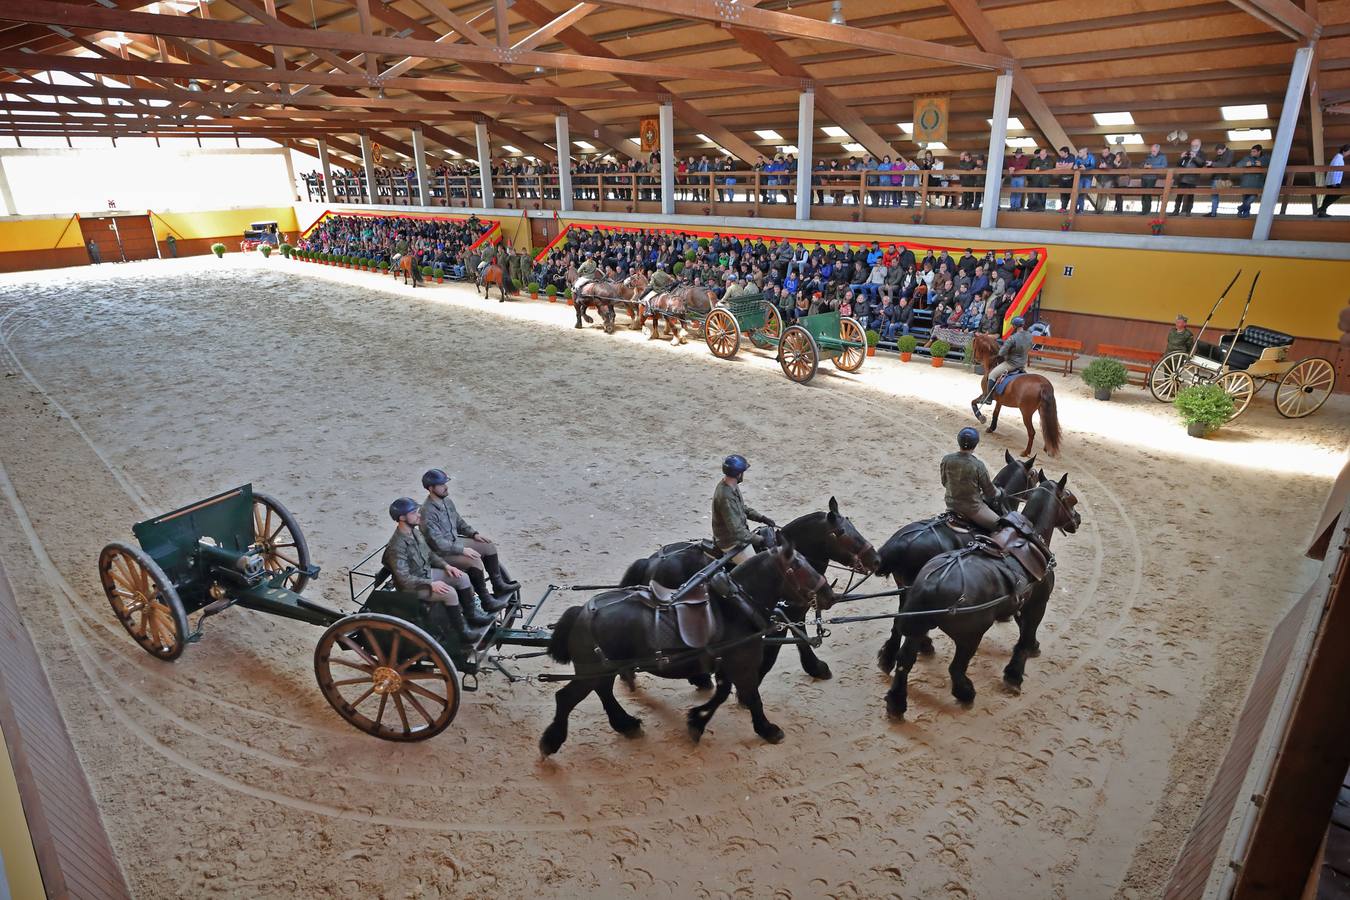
<box><xmin>1213</xmin><ymin>326</ymin><xmax>1293</xmax><ymax>370</ymax></box>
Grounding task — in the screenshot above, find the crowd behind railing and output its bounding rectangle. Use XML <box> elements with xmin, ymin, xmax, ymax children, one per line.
<box><xmin>301</xmin><ymin>141</ymin><xmax>1348</xmax><ymax>222</ymax></box>
<box><xmin>295</xmin><ymin>212</ymin><xmax>491</xmax><ymax>278</ymax></box>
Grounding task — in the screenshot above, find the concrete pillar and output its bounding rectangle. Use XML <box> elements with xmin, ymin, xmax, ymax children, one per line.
<box><xmin>317</xmin><ymin>138</ymin><xmax>334</xmax><ymax>202</ymax></box>
<box><xmin>475</xmin><ymin>119</ymin><xmax>494</xmax><ymax>210</ymax></box>
<box><xmin>659</xmin><ymin>101</ymin><xmax>675</xmax><ymax>215</ymax></box>
<box><xmin>0</xmin><ymin>155</ymin><xmax>17</xmax><ymax>215</ymax></box>
<box><xmin>555</xmin><ymin>114</ymin><xmax>574</xmax><ymax>212</ymax></box>
<box><xmin>359</xmin><ymin>133</ymin><xmax>377</xmax><ymax>204</ymax></box>
<box><xmin>981</xmin><ymin>70</ymin><xmax>1014</xmax><ymax>229</ymax></box>
<box><xmin>281</xmin><ymin>143</ymin><xmax>298</xmax><ymax>202</ymax></box>
<box><xmin>1254</xmin><ymin>45</ymin><xmax>1316</xmax><ymax>241</ymax></box>
<box><xmin>795</xmin><ymin>87</ymin><xmax>815</xmax><ymax>221</ymax></box>
<box><xmin>411</xmin><ymin>126</ymin><xmax>430</xmax><ymax>207</ymax></box>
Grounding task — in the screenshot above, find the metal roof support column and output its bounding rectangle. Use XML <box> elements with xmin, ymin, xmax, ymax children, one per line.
<box><xmin>1253</xmin><ymin>44</ymin><xmax>1315</xmax><ymax>240</ymax></box>
<box><xmin>555</xmin><ymin>114</ymin><xmax>574</xmax><ymax>212</ymax></box>
<box><xmin>659</xmin><ymin>100</ymin><xmax>674</xmax><ymax>216</ymax></box>
<box><xmin>0</xmin><ymin>155</ymin><xmax>15</xmax><ymax>215</ymax></box>
<box><xmin>317</xmin><ymin>138</ymin><xmax>334</xmax><ymax>202</ymax></box>
<box><xmin>359</xmin><ymin>132</ymin><xmax>377</xmax><ymax>205</ymax></box>
<box><xmin>411</xmin><ymin>126</ymin><xmax>430</xmax><ymax>207</ymax></box>
<box><xmin>795</xmin><ymin>86</ymin><xmax>814</xmax><ymax>222</ymax></box>
<box><xmin>982</xmin><ymin>70</ymin><xmax>1013</xmax><ymax>229</ymax></box>
<box><xmin>475</xmin><ymin>119</ymin><xmax>494</xmax><ymax>210</ymax></box>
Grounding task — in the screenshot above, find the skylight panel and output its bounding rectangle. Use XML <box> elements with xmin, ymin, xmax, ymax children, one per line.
<box><xmin>1227</xmin><ymin>128</ymin><xmax>1272</xmax><ymax>142</ymax></box>
<box><xmin>1092</xmin><ymin>111</ymin><xmax>1134</xmax><ymax>126</ymax></box>
<box><xmin>502</xmin><ymin>144</ymin><xmax>521</xmax><ymax>153</ymax></box>
<box><xmin>755</xmin><ymin>129</ymin><xmax>783</xmax><ymax>141</ymax></box>
<box><xmin>988</xmin><ymin>117</ymin><xmax>1025</xmax><ymax>130</ymax></box>
<box><xmin>1221</xmin><ymin>104</ymin><xmax>1268</xmax><ymax>121</ymax></box>
<box><xmin>1105</xmin><ymin>133</ymin><xmax>1145</xmax><ymax>145</ymax></box>
<box><xmin>821</xmin><ymin>126</ymin><xmax>848</xmax><ymax>138</ymax></box>
<box><xmin>842</xmin><ymin>142</ymin><xmax>865</xmax><ymax>153</ymax></box>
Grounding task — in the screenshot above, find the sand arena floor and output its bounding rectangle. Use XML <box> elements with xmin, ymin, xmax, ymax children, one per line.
<box><xmin>0</xmin><ymin>255</ymin><xmax>1345</xmax><ymax>899</ymax></box>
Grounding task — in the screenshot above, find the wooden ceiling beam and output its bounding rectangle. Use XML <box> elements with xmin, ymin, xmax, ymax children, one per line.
<box><xmin>0</xmin><ymin>1</ymin><xmax>799</xmax><ymax>87</ymax></box>
<box><xmin>512</xmin><ymin>3</ymin><xmax>597</xmax><ymax>53</ymax></box>
<box><xmin>409</xmin><ymin>0</ymin><xmax>495</xmax><ymax>48</ymax></box>
<box><xmin>1224</xmin><ymin>0</ymin><xmax>1321</xmax><ymax>41</ymax></box>
<box><xmin>585</xmin><ymin>0</ymin><xmax>1010</xmax><ymax>70</ymax></box>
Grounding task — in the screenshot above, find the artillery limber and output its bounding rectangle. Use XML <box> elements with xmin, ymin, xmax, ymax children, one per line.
<box><xmin>97</xmin><ymin>485</ymin><xmax>551</xmax><ymax>742</ymax></box>
<box><xmin>702</xmin><ymin>292</ymin><xmax>867</xmax><ymax>383</ymax></box>
<box><xmin>1148</xmin><ymin>272</ymin><xmax>1336</xmax><ymax>420</ymax></box>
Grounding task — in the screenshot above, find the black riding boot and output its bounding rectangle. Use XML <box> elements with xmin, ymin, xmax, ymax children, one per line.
<box><xmin>431</xmin><ymin>603</ymin><xmax>487</xmax><ymax>646</ymax></box>
<box><xmin>483</xmin><ymin>553</ymin><xmax>520</xmax><ymax>595</ymax></box>
<box><xmin>457</xmin><ymin>585</ymin><xmax>496</xmax><ymax>627</ymax></box>
<box><xmin>468</xmin><ymin>567</ymin><xmax>508</xmax><ymax>612</ymax></box>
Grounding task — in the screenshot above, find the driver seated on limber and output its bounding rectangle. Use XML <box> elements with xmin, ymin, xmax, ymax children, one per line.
<box><xmin>941</xmin><ymin>428</ymin><xmax>1004</xmax><ymax>530</ymax></box>
<box><xmin>712</xmin><ymin>454</ymin><xmax>777</xmax><ymax>565</ymax></box>
<box><xmin>384</xmin><ymin>498</ymin><xmax>490</xmax><ymax>646</ymax></box>
<box><xmin>419</xmin><ymin>468</ymin><xmax>519</xmax><ymax>625</ymax></box>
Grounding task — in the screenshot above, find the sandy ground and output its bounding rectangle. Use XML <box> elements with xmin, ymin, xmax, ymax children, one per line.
<box><xmin>0</xmin><ymin>254</ymin><xmax>1345</xmax><ymax>900</ymax></box>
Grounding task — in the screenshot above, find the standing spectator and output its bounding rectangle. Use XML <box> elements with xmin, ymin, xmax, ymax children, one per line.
<box><xmin>1073</xmin><ymin>147</ymin><xmax>1096</xmax><ymax>213</ymax></box>
<box><xmin>1237</xmin><ymin>145</ymin><xmax>1268</xmax><ymax>218</ymax></box>
<box><xmin>1316</xmin><ymin>144</ymin><xmax>1349</xmax><ymax>217</ymax></box>
<box><xmin>87</xmin><ymin>239</ymin><xmax>101</xmax><ymax>265</ymax></box>
<box><xmin>1172</xmin><ymin>138</ymin><xmax>1206</xmax><ymax>216</ymax></box>
<box><xmin>1006</xmin><ymin>148</ymin><xmax>1029</xmax><ymax>210</ymax></box>
<box><xmin>1141</xmin><ymin>143</ymin><xmax>1167</xmax><ymax>215</ymax></box>
<box><xmin>1205</xmin><ymin>142</ymin><xmax>1234</xmax><ymax>217</ymax></box>
<box><xmin>165</xmin><ymin>234</ymin><xmax>178</xmax><ymax>258</ymax></box>
<box><xmin>1054</xmin><ymin>147</ymin><xmax>1075</xmax><ymax>211</ymax></box>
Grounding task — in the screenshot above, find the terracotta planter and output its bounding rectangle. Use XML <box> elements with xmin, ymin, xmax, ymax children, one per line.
<box><xmin>931</xmin><ymin>357</ymin><xmax>945</xmax><ymax>368</ymax></box>
<box><xmin>436</xmin><ymin>277</ymin><xmax>444</xmax><ymax>284</ymax></box>
<box><xmin>866</xmin><ymin>346</ymin><xmax>877</xmax><ymax>357</ymax></box>
<box><xmin>548</xmin><ymin>294</ymin><xmax>557</xmax><ymax>303</ymax></box>
<box><xmin>529</xmin><ymin>291</ymin><xmax>539</xmax><ymax>300</ymax></box>
<box><xmin>567</xmin><ymin>298</ymin><xmax>574</xmax><ymax>306</ymax></box>
<box><xmin>900</xmin><ymin>351</ymin><xmax>912</xmax><ymax>362</ymax></box>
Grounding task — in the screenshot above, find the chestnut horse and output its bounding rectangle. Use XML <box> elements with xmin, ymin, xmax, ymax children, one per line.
<box><xmin>395</xmin><ymin>253</ymin><xmax>423</xmax><ymax>287</ymax></box>
<box><xmin>641</xmin><ymin>285</ymin><xmax>717</xmax><ymax>345</ymax></box>
<box><xmin>569</xmin><ymin>269</ymin><xmax>646</xmax><ymax>335</ymax></box>
<box><xmin>476</xmin><ymin>258</ymin><xmax>508</xmax><ymax>302</ymax></box>
<box><xmin>968</xmin><ymin>333</ymin><xmax>1061</xmax><ymax>457</ymax></box>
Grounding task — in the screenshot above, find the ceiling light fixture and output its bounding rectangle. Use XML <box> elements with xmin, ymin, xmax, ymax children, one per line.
<box><xmin>828</xmin><ymin>0</ymin><xmax>845</xmax><ymax>25</ymax></box>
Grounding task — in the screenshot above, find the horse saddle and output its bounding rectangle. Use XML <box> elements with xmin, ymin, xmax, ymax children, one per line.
<box><xmin>624</xmin><ymin>586</ymin><xmax>717</xmax><ymax>649</ymax></box>
<box><xmin>937</xmin><ymin>511</ymin><xmax>984</xmax><ymax>535</ymax></box>
<box><xmin>994</xmin><ymin>369</ymin><xmax>1027</xmax><ymax>396</ymax></box>
<box><xmin>972</xmin><ymin>513</ymin><xmax>1051</xmax><ymax>581</ymax></box>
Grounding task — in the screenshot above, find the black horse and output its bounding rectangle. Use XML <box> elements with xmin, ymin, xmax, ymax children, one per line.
<box><xmin>877</xmin><ymin>472</ymin><xmax>1080</xmax><ymax>718</ymax></box>
<box><xmin>619</xmin><ymin>497</ymin><xmax>880</xmax><ymax>683</ymax></box>
<box><xmin>541</xmin><ymin>538</ymin><xmax>834</xmax><ymax>755</ymax></box>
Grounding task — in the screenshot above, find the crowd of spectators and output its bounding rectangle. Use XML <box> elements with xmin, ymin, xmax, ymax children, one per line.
<box><xmin>530</xmin><ymin>228</ymin><xmax>1040</xmax><ymax>347</ymax></box>
<box><xmin>295</xmin><ymin>213</ymin><xmax>491</xmax><ymax>277</ymax></box>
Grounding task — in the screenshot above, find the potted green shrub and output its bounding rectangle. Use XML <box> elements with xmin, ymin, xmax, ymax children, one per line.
<box><xmin>511</xmin><ymin>276</ymin><xmax>523</xmax><ymax>296</ymax></box>
<box><xmin>930</xmin><ymin>339</ymin><xmax>951</xmax><ymax>368</ymax></box>
<box><xmin>378</xmin><ymin>260</ymin><xmax>388</xmax><ymax>273</ymax></box>
<box><xmin>865</xmin><ymin>328</ymin><xmax>880</xmax><ymax>358</ymax></box>
<box><xmin>1081</xmin><ymin>357</ymin><xmax>1129</xmax><ymax>401</ymax></box>
<box><xmin>421</xmin><ymin>265</ymin><xmax>434</xmax><ymax>282</ymax></box>
<box><xmin>1174</xmin><ymin>384</ymin><xmax>1234</xmax><ymax>438</ymax></box>
<box><xmin>897</xmin><ymin>333</ymin><xmax>917</xmax><ymax>362</ymax></box>
<box><xmin>685</xmin><ymin>249</ymin><xmax>696</xmax><ymax>261</ymax></box>
<box><xmin>673</xmin><ymin>261</ymin><xmax>685</xmax><ymax>277</ymax></box>
<box><xmin>279</xmin><ymin>242</ymin><xmax>292</xmax><ymax>258</ymax></box>
<box><xmin>565</xmin><ymin>285</ymin><xmax>574</xmax><ymax>306</ymax></box>
<box><xmin>697</xmin><ymin>237</ymin><xmax>710</xmax><ymax>250</ymax></box>
<box><xmin>433</xmin><ymin>266</ymin><xmax>444</xmax><ymax>284</ymax></box>
<box><xmin>260</xmin><ymin>244</ymin><xmax>272</xmax><ymax>258</ymax></box>
<box><xmin>546</xmin><ymin>284</ymin><xmax>557</xmax><ymax>303</ymax></box>
<box><xmin>527</xmin><ymin>280</ymin><xmax>540</xmax><ymax>299</ymax></box>
<box><xmin>211</xmin><ymin>242</ymin><xmax>225</xmax><ymax>258</ymax></box>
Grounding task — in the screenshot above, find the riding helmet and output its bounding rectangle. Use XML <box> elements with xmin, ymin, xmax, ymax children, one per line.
<box><xmin>1011</xmin><ymin>316</ymin><xmax>1026</xmax><ymax>328</ymax></box>
<box><xmin>389</xmin><ymin>497</ymin><xmax>419</xmax><ymax>521</ymax></box>
<box><xmin>957</xmin><ymin>427</ymin><xmax>981</xmax><ymax>451</ymax></box>
<box><xmin>421</xmin><ymin>468</ymin><xmax>450</xmax><ymax>489</ymax></box>
<box><xmin>722</xmin><ymin>454</ymin><xmax>750</xmax><ymax>477</ymax></box>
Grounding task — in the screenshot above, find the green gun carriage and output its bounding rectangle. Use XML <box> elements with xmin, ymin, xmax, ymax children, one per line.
<box><xmin>97</xmin><ymin>485</ymin><xmax>552</xmax><ymax>742</ymax></box>
<box><xmin>701</xmin><ymin>292</ymin><xmax>867</xmax><ymax>383</ymax></box>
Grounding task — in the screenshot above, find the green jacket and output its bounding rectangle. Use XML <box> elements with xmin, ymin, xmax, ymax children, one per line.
<box><xmin>940</xmin><ymin>451</ymin><xmax>996</xmax><ymax>512</ymax></box>
<box><xmin>650</xmin><ymin>270</ymin><xmax>675</xmax><ymax>291</ymax></box>
<box><xmin>420</xmin><ymin>495</ymin><xmax>475</xmax><ymax>558</ymax></box>
<box><xmin>577</xmin><ymin>259</ymin><xmax>598</xmax><ymax>278</ymax></box>
<box><xmin>1165</xmin><ymin>327</ymin><xmax>1195</xmax><ymax>355</ymax></box>
<box><xmin>999</xmin><ymin>330</ymin><xmax>1035</xmax><ymax>369</ymax></box>
<box><xmin>384</xmin><ymin>527</ymin><xmax>447</xmax><ymax>597</ymax></box>
<box><xmin>712</xmin><ymin>479</ymin><xmax>762</xmax><ymax>550</ymax></box>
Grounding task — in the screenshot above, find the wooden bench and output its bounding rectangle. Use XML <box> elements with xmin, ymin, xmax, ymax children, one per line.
<box><xmin>1030</xmin><ymin>336</ymin><xmax>1084</xmax><ymax>375</ymax></box>
<box><xmin>1096</xmin><ymin>343</ymin><xmax>1163</xmax><ymax>385</ymax></box>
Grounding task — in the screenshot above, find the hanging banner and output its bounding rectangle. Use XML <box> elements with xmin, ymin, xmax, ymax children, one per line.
<box><xmin>913</xmin><ymin>97</ymin><xmax>949</xmax><ymax>144</ymax></box>
<box><xmin>639</xmin><ymin>118</ymin><xmax>660</xmax><ymax>153</ymax></box>
<box><xmin>372</xmin><ymin>142</ymin><xmax>385</xmax><ymax>166</ymax></box>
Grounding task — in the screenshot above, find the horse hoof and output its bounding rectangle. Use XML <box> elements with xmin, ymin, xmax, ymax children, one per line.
<box><xmin>539</xmin><ymin>729</ymin><xmax>564</xmax><ymax>757</ymax></box>
<box><xmin>1029</xmin><ymin>642</ymin><xmax>1041</xmax><ymax>657</ymax></box>
<box><xmin>617</xmin><ymin>719</ymin><xmax>643</xmax><ymax>738</ymax></box>
<box><xmin>573</xmin><ymin>323</ymin><xmax>583</xmax><ymax>329</ymax></box>
<box><xmin>689</xmin><ymin>674</ymin><xmax>713</xmax><ymax>690</ymax></box>
<box><xmin>620</xmin><ymin>672</ymin><xmax>638</xmax><ymax>690</ymax></box>
<box><xmin>759</xmin><ymin>725</ymin><xmax>785</xmax><ymax>744</ymax></box>
<box><xmin>952</xmin><ymin>683</ymin><xmax>976</xmax><ymax>705</ymax></box>
<box><xmin>687</xmin><ymin>724</ymin><xmax>705</xmax><ymax>744</ymax></box>
<box><xmin>885</xmin><ymin>695</ymin><xmax>907</xmax><ymax>719</ymax></box>
<box><xmin>1002</xmin><ymin>671</ymin><xmax>1023</xmax><ymax>690</ymax></box>
<box><xmin>809</xmin><ymin>662</ymin><xmax>833</xmax><ymax>681</ymax></box>
<box><xmin>986</xmin><ymin>425</ymin><xmax>997</xmax><ymax>434</ymax></box>
<box><xmin>918</xmin><ymin>637</ymin><xmax>936</xmax><ymax>656</ymax></box>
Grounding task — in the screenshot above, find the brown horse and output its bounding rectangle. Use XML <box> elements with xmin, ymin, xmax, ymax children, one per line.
<box><xmin>476</xmin><ymin>258</ymin><xmax>508</xmax><ymax>302</ymax></box>
<box><xmin>570</xmin><ymin>269</ymin><xmax>646</xmax><ymax>335</ymax></box>
<box><xmin>968</xmin><ymin>333</ymin><xmax>1061</xmax><ymax>457</ymax></box>
<box><xmin>395</xmin><ymin>253</ymin><xmax>423</xmax><ymax>288</ymax></box>
<box><xmin>641</xmin><ymin>284</ymin><xmax>717</xmax><ymax>345</ymax></box>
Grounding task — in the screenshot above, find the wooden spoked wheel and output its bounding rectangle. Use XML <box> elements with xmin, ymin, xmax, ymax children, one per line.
<box><xmin>98</xmin><ymin>542</ymin><xmax>189</xmax><ymax>661</ymax></box>
<box><xmin>778</xmin><ymin>325</ymin><xmax>820</xmax><ymax>383</ymax></box>
<box><xmin>1148</xmin><ymin>351</ymin><xmax>1191</xmax><ymax>402</ymax></box>
<box><xmin>314</xmin><ymin>613</ymin><xmax>461</xmax><ymax>742</ymax></box>
<box><xmin>1275</xmin><ymin>357</ymin><xmax>1335</xmax><ymax>418</ymax></box>
<box><xmin>705</xmin><ymin>308</ymin><xmax>741</xmax><ymax>359</ymax></box>
<box><xmin>760</xmin><ymin>302</ymin><xmax>784</xmax><ymax>342</ymax></box>
<box><xmin>252</xmin><ymin>492</ymin><xmax>312</xmax><ymax>592</ymax></box>
<box><xmin>1217</xmin><ymin>370</ymin><xmax>1256</xmax><ymax>420</ymax></box>
<box><xmin>832</xmin><ymin>316</ymin><xmax>867</xmax><ymax>372</ymax></box>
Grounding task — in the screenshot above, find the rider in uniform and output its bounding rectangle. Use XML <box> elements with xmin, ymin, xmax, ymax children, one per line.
<box><xmin>384</xmin><ymin>497</ymin><xmax>491</xmax><ymax>643</ymax></box>
<box><xmin>575</xmin><ymin>252</ymin><xmax>600</xmax><ymax>294</ymax></box>
<box><xmin>941</xmin><ymin>429</ymin><xmax>1002</xmax><ymax>530</ymax></box>
<box><xmin>419</xmin><ymin>468</ymin><xmax>519</xmax><ymax>604</ymax></box>
<box><xmin>642</xmin><ymin>264</ymin><xmax>676</xmax><ymax>302</ymax></box>
<box><xmin>976</xmin><ymin>315</ymin><xmax>1034</xmax><ymax>412</ymax></box>
<box><xmin>712</xmin><ymin>455</ymin><xmax>777</xmax><ymax>564</ymax></box>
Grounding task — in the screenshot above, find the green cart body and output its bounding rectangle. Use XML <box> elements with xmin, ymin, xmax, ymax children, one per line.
<box><xmin>97</xmin><ymin>484</ymin><xmax>550</xmax><ymax>742</ymax></box>
<box><xmin>701</xmin><ymin>292</ymin><xmax>867</xmax><ymax>383</ymax></box>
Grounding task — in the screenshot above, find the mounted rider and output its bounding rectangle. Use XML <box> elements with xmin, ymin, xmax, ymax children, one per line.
<box><xmin>574</xmin><ymin>251</ymin><xmax>601</xmax><ymax>295</ymax></box>
<box><xmin>712</xmin><ymin>454</ymin><xmax>777</xmax><ymax>565</ymax></box>
<box><xmin>941</xmin><ymin>428</ymin><xmax>1002</xmax><ymax>530</ymax></box>
<box><xmin>383</xmin><ymin>497</ymin><xmax>490</xmax><ymax>645</ymax></box>
<box><xmin>640</xmin><ymin>263</ymin><xmax>677</xmax><ymax>305</ymax></box>
<box><xmin>977</xmin><ymin>315</ymin><xmax>1034</xmax><ymax>409</ymax></box>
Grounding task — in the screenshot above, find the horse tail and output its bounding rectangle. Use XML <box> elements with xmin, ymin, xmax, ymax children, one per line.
<box><xmin>547</xmin><ymin>605</ymin><xmax>582</xmax><ymax>664</ymax></box>
<box><xmin>1038</xmin><ymin>384</ymin><xmax>1061</xmax><ymax>457</ymax></box>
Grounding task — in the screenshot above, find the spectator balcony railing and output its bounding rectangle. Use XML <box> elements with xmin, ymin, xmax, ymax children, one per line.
<box><xmin>299</xmin><ymin>163</ymin><xmax>1350</xmax><ymax>240</ymax></box>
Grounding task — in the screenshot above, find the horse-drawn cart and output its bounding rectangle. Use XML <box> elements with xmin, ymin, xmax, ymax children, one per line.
<box><xmin>703</xmin><ymin>293</ymin><xmax>867</xmax><ymax>384</ymax></box>
<box><xmin>97</xmin><ymin>485</ymin><xmax>551</xmax><ymax>741</ymax></box>
<box><xmin>1147</xmin><ymin>273</ymin><xmax>1335</xmax><ymax>420</ymax></box>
